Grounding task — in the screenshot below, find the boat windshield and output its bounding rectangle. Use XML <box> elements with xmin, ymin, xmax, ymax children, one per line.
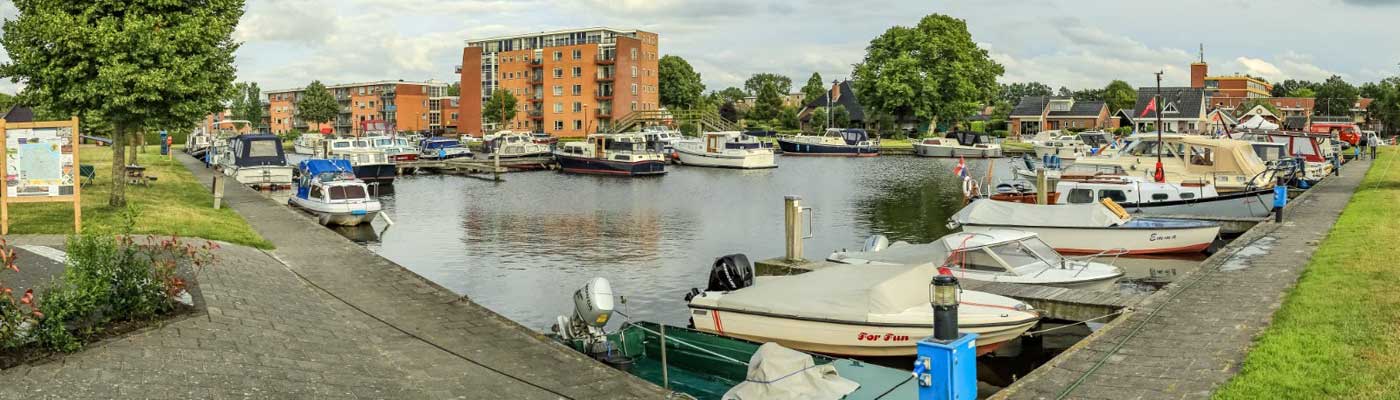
<box><xmin>248</xmin><ymin>140</ymin><xmax>279</xmax><ymax>157</ymax></box>
<box><xmin>989</xmin><ymin>238</ymin><xmax>1060</xmax><ymax>272</ymax></box>
<box><xmin>327</xmin><ymin>185</ymin><xmax>367</xmax><ymax>200</ymax></box>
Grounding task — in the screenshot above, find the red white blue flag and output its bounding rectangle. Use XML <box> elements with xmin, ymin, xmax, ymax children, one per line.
<box><xmin>954</xmin><ymin>156</ymin><xmax>968</xmax><ymax>179</ymax></box>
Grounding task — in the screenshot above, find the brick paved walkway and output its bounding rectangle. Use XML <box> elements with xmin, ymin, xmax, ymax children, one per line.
<box><xmin>0</xmin><ymin>154</ymin><xmax>666</xmax><ymax>399</ymax></box>
<box><xmin>996</xmin><ymin>158</ymin><xmax>1373</xmax><ymax>400</ymax></box>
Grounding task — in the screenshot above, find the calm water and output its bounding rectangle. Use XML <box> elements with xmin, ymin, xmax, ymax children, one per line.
<box><xmin>324</xmin><ymin>155</ymin><xmax>1198</xmax><ymax>331</ymax></box>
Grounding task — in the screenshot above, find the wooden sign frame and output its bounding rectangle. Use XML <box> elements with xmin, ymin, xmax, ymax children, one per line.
<box><xmin>0</xmin><ymin>117</ymin><xmax>82</xmax><ymax>234</ymax></box>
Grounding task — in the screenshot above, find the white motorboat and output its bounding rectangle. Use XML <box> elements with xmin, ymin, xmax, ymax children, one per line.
<box><xmin>914</xmin><ymin>131</ymin><xmax>1002</xmax><ymax>158</ymax></box>
<box><xmin>673</xmin><ymin>131</ymin><xmax>777</xmax><ymax>169</ymax></box>
<box><xmin>950</xmin><ymin>199</ymin><xmax>1221</xmax><ymax>255</ymax></box>
<box><xmin>685</xmin><ymin>255</ymin><xmax>1039</xmax><ymax>357</ymax></box>
<box><xmin>640</xmin><ymin>125</ymin><xmax>684</xmax><ymax>157</ymax></box>
<box><xmin>185</xmin><ymin>128</ymin><xmax>213</xmax><ymax>157</ymax></box>
<box><xmin>292</xmin><ymin>133</ymin><xmax>324</xmax><ymax>155</ymax></box>
<box><xmin>368</xmin><ymin>135</ymin><xmax>419</xmax><ymax>163</ymax></box>
<box><xmin>290</xmin><ymin>159</ymin><xmax>382</xmax><ymax>226</ymax></box>
<box><xmin>483</xmin><ymin>131</ymin><xmax>551</xmax><ymax>158</ymax></box>
<box><xmin>420</xmin><ymin>137</ymin><xmax>473</xmax><ymax>160</ymax></box>
<box><xmin>216</xmin><ymin>134</ymin><xmax>294</xmax><ymax>190</ymax></box>
<box><xmin>991</xmin><ymin>175</ymin><xmax>1276</xmax><ymax>224</ymax></box>
<box><xmin>1227</xmin><ymin>129</ymin><xmax>1336</xmax><ymax>183</ymax></box>
<box><xmin>324</xmin><ymin>137</ymin><xmax>396</xmax><ymax>185</ymax></box>
<box><xmin>777</xmin><ymin>129</ymin><xmax>879</xmax><ymax>156</ymax></box>
<box><xmin>553</xmin><ymin>133</ymin><xmax>668</xmax><ymax>176</ymax></box>
<box><xmin>1070</xmin><ymin>134</ymin><xmax>1273</xmax><ymax>192</ymax></box>
<box><xmin>1032</xmin><ymin>131</ymin><xmax>1112</xmax><ymax>160</ymax></box>
<box><xmin>828</xmin><ymin>231</ymin><xmax>1125</xmax><ymax>292</ymax></box>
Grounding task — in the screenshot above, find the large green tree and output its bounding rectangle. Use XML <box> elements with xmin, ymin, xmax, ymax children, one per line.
<box><xmin>1271</xmin><ymin>79</ymin><xmax>1317</xmax><ymax>97</ymax></box>
<box><xmin>999</xmin><ymin>82</ymin><xmax>1053</xmax><ymax>106</ymax></box>
<box><xmin>1287</xmin><ymin>87</ymin><xmax>1317</xmax><ymax>98</ymax></box>
<box><xmin>1362</xmin><ymin>77</ymin><xmax>1400</xmax><ymax>135</ymax></box>
<box><xmin>658</xmin><ymin>55</ymin><xmax>705</xmax><ymax>109</ymax></box>
<box><xmin>1314</xmin><ymin>75</ymin><xmax>1359</xmax><ymax>116</ymax></box>
<box><xmin>801</xmin><ymin>72</ymin><xmax>827</xmax><ymax>105</ymax></box>
<box><xmin>229</xmin><ymin>82</ymin><xmax>250</xmax><ymax>125</ymax></box>
<box><xmin>243</xmin><ymin>82</ymin><xmax>263</xmax><ymax>130</ymax></box>
<box><xmin>715</xmin><ymin>87</ymin><xmax>748</xmax><ymax>104</ymax></box>
<box><xmin>482</xmin><ymin>89</ymin><xmax>519</xmax><ymax>127</ymax></box>
<box><xmin>1102</xmin><ymin>80</ymin><xmax>1136</xmax><ymax>114</ymax></box>
<box><xmin>1</xmin><ymin>0</ymin><xmax>243</xmax><ymax>207</ymax></box>
<box><xmin>744</xmin><ymin>73</ymin><xmax>792</xmax><ymax>96</ymax></box>
<box><xmin>853</xmin><ymin>14</ymin><xmax>1003</xmax><ymax>132</ymax></box>
<box><xmin>296</xmin><ymin>80</ymin><xmax>338</xmax><ymax>127</ymax></box>
<box><xmin>749</xmin><ymin>81</ymin><xmax>783</xmax><ymax>121</ymax></box>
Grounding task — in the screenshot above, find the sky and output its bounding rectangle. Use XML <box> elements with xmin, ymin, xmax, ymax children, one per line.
<box><xmin>1</xmin><ymin>0</ymin><xmax>1399</xmax><ymax>95</ymax></box>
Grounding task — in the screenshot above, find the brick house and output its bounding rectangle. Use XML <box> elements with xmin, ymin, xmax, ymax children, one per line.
<box><xmin>1009</xmin><ymin>96</ymin><xmax>1110</xmax><ymax>136</ymax></box>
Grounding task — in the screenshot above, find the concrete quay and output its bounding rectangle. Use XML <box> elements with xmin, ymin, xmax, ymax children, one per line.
<box><xmin>994</xmin><ymin>158</ymin><xmax>1372</xmax><ymax>400</ymax></box>
<box><xmin>0</xmin><ymin>154</ymin><xmax>669</xmax><ymax>399</ymax></box>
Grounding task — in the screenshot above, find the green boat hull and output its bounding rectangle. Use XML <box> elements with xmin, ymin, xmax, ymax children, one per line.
<box><xmin>561</xmin><ymin>321</ymin><xmax>918</xmax><ymax>400</ymax></box>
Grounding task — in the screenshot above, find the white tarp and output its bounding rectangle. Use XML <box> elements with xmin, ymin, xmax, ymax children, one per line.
<box><xmin>952</xmin><ymin>200</ymin><xmax>1128</xmax><ymax>228</ymax></box>
<box><xmin>722</xmin><ymin>343</ymin><xmax>859</xmax><ymax>400</ymax></box>
<box><xmin>716</xmin><ymin>263</ymin><xmax>936</xmax><ymax>321</ymax></box>
<box><xmin>1239</xmin><ymin>118</ymin><xmax>1279</xmax><ymax>130</ymax></box>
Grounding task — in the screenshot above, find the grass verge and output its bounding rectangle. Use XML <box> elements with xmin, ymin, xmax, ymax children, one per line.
<box><xmin>6</xmin><ymin>145</ymin><xmax>272</xmax><ymax>249</ymax></box>
<box><xmin>1214</xmin><ymin>147</ymin><xmax>1400</xmax><ymax>399</ymax></box>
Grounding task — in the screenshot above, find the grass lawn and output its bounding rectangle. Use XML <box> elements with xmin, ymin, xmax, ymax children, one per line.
<box><xmin>6</xmin><ymin>145</ymin><xmax>272</xmax><ymax>249</ymax></box>
<box><xmin>1001</xmin><ymin>141</ymin><xmax>1033</xmax><ymax>152</ymax></box>
<box><xmin>879</xmin><ymin>138</ymin><xmax>914</xmax><ymax>149</ymax></box>
<box><xmin>1215</xmin><ymin>147</ymin><xmax>1400</xmax><ymax>399</ymax></box>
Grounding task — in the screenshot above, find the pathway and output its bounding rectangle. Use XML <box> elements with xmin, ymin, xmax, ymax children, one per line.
<box><xmin>995</xmin><ymin>158</ymin><xmax>1373</xmax><ymax>400</ymax></box>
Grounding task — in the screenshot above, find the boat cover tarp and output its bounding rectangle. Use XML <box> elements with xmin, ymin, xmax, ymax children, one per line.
<box><xmin>1239</xmin><ymin>118</ymin><xmax>1279</xmax><ymax>130</ymax></box>
<box><xmin>945</xmin><ymin>131</ymin><xmax>986</xmax><ymax>147</ymax></box>
<box><xmin>722</xmin><ymin>343</ymin><xmax>859</xmax><ymax>400</ymax></box>
<box><xmin>831</xmin><ymin>232</ymin><xmax>1038</xmax><ymax>266</ymax></box>
<box><xmin>716</xmin><ymin>263</ymin><xmax>938</xmax><ymax>321</ymax></box>
<box><xmin>232</xmin><ymin>134</ymin><xmax>287</xmax><ymax>167</ymax></box>
<box><xmin>952</xmin><ymin>200</ymin><xmax>1128</xmax><ymax>228</ymax></box>
<box><xmin>299</xmin><ymin>159</ymin><xmax>354</xmax><ymax>175</ymax></box>
<box><xmin>840</xmin><ymin>129</ymin><xmax>869</xmax><ymax>145</ymax></box>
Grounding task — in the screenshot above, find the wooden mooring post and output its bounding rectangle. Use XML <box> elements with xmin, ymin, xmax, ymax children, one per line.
<box><xmin>784</xmin><ymin>195</ymin><xmax>805</xmax><ymax>262</ymax></box>
<box><xmin>212</xmin><ymin>174</ymin><xmax>226</xmax><ymax>209</ymax></box>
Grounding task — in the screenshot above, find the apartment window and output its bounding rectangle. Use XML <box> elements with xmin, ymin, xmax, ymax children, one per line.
<box><xmin>553</xmin><ymin>68</ymin><xmax>563</xmax><ymax>78</ymax></box>
<box><xmin>574</xmin><ymin>120</ymin><xmax>583</xmax><ymax>130</ymax></box>
<box><xmin>573</xmin><ymin>102</ymin><xmax>582</xmax><ymax>112</ymax></box>
<box><xmin>553</xmin><ymin>85</ymin><xmax>563</xmax><ymax>96</ymax></box>
<box><xmin>554</xmin><ymin>103</ymin><xmax>563</xmax><ymax>113</ymax></box>
<box><xmin>369</xmin><ymin>101</ymin><xmax>375</xmax><ymax>108</ymax></box>
<box><xmin>553</xmin><ymin>51</ymin><xmax>562</xmax><ymax>61</ymax></box>
<box><xmin>631</xmin><ymin>101</ymin><xmax>637</xmax><ymax>111</ymax></box>
<box><xmin>451</xmin><ymin>113</ymin><xmax>458</xmax><ymax>120</ymax></box>
<box><xmin>572</xmin><ymin>67</ymin><xmax>582</xmax><ymax>77</ymax></box>
<box><xmin>572</xmin><ymin>49</ymin><xmax>582</xmax><ymax>60</ymax></box>
<box><xmin>631</xmin><ymin>48</ymin><xmax>638</xmax><ymax>60</ymax></box>
<box><xmin>555</xmin><ymin>120</ymin><xmax>564</xmax><ymax>130</ymax></box>
<box><xmin>572</xmin><ymin>85</ymin><xmax>582</xmax><ymax>96</ymax></box>
<box><xmin>631</xmin><ymin>66</ymin><xmax>638</xmax><ymax>78</ymax></box>
<box><xmin>631</xmin><ymin>84</ymin><xmax>638</xmax><ymax>95</ymax></box>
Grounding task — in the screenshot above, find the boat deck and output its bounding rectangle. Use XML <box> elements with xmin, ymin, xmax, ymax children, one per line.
<box><xmin>398</xmin><ymin>155</ymin><xmax>557</xmax><ymax>177</ymax></box>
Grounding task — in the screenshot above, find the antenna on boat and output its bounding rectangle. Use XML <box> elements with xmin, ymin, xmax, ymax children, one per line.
<box><xmin>1153</xmin><ymin>71</ymin><xmax>1165</xmax><ymax>183</ymax></box>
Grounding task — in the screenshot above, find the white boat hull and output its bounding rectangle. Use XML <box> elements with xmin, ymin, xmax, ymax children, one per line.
<box><xmin>686</xmin><ymin>306</ymin><xmax>1036</xmax><ymax>357</ymax></box>
<box><xmin>914</xmin><ymin>144</ymin><xmax>1003</xmax><ymax>158</ymax></box>
<box><xmin>675</xmin><ymin>148</ymin><xmax>776</xmax><ymax>169</ymax></box>
<box><xmin>224</xmin><ymin>166</ymin><xmax>294</xmax><ymax>187</ymax></box>
<box><xmin>1033</xmin><ymin>144</ymin><xmax>1089</xmax><ymax>160</ymax></box>
<box><xmin>293</xmin><ymin>144</ymin><xmax>317</xmax><ymax>155</ymax></box>
<box><xmin>960</xmin><ymin>223</ymin><xmax>1218</xmax><ymax>255</ymax></box>
<box><xmin>289</xmin><ymin>197</ymin><xmax>381</xmax><ymax>226</ymax></box>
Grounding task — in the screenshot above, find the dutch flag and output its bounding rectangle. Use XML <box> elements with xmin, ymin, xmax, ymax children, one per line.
<box><xmin>954</xmin><ymin>156</ymin><xmax>968</xmax><ymax>179</ymax></box>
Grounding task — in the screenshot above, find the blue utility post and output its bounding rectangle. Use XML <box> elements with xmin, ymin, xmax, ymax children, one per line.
<box><xmin>159</xmin><ymin>130</ymin><xmax>169</xmax><ymax>155</ymax></box>
<box><xmin>914</xmin><ymin>274</ymin><xmax>978</xmax><ymax>400</ymax></box>
<box><xmin>1273</xmin><ymin>176</ymin><xmax>1288</xmax><ymax>223</ymax></box>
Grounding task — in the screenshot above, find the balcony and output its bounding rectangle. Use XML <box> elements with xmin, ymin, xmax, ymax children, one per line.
<box><xmin>528</xmin><ymin>110</ymin><xmax>544</xmax><ymax>120</ymax></box>
<box><xmin>596</xmin><ymin>73</ymin><xmax>615</xmax><ymax>83</ymax></box>
<box><xmin>595</xmin><ymin>90</ymin><xmax>614</xmax><ymax>100</ymax></box>
<box><xmin>528</xmin><ymin>58</ymin><xmax>542</xmax><ymax>67</ymax></box>
<box><xmin>595</xmin><ymin>55</ymin><xmax>615</xmax><ymax>65</ymax></box>
<box><xmin>530</xmin><ymin>75</ymin><xmax>543</xmax><ymax>84</ymax></box>
<box><xmin>529</xmin><ymin>96</ymin><xmax>544</xmax><ymax>103</ymax></box>
<box><xmin>596</xmin><ymin>109</ymin><xmax>613</xmax><ymax>119</ymax></box>
<box><xmin>455</xmin><ymin>64</ymin><xmax>462</xmax><ymax>74</ymax></box>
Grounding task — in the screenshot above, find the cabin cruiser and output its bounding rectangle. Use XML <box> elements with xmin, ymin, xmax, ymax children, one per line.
<box><xmin>553</xmin><ymin>133</ymin><xmax>667</xmax><ymax>176</ymax></box>
<box><xmin>324</xmin><ymin>137</ymin><xmax>396</xmax><ymax>184</ymax></box>
<box><xmin>951</xmin><ymin>198</ymin><xmax>1221</xmax><ymax>255</ymax></box>
<box><xmin>292</xmin><ymin>133</ymin><xmax>324</xmax><ymax>155</ymax></box>
<box><xmin>989</xmin><ymin>176</ymin><xmax>1274</xmax><ymax>234</ymax></box>
<box><xmin>368</xmin><ymin>135</ymin><xmax>419</xmax><ymax>163</ymax></box>
<box><xmin>290</xmin><ymin>159</ymin><xmax>381</xmax><ymax>226</ymax></box>
<box><xmin>194</xmin><ymin>120</ymin><xmax>248</xmax><ymax>162</ymax></box>
<box><xmin>673</xmin><ymin>131</ymin><xmax>777</xmax><ymax>169</ymax></box>
<box><xmin>640</xmin><ymin>125</ymin><xmax>683</xmax><ymax>157</ymax></box>
<box><xmin>185</xmin><ymin>129</ymin><xmax>214</xmax><ymax>158</ymax></box>
<box><xmin>828</xmin><ymin>231</ymin><xmax>1124</xmax><ymax>292</ymax></box>
<box><xmin>216</xmin><ymin>134</ymin><xmax>294</xmax><ymax>190</ymax></box>
<box><xmin>1032</xmin><ymin>131</ymin><xmax>1112</xmax><ymax>160</ymax></box>
<box><xmin>1227</xmin><ymin>129</ymin><xmax>1335</xmax><ymax>183</ymax></box>
<box><xmin>685</xmin><ymin>255</ymin><xmax>1039</xmax><ymax>356</ymax></box>
<box><xmin>483</xmin><ymin>131</ymin><xmax>551</xmax><ymax>158</ymax></box>
<box><xmin>914</xmin><ymin>131</ymin><xmax>1003</xmax><ymax>158</ymax></box>
<box><xmin>777</xmin><ymin>128</ymin><xmax>878</xmax><ymax>156</ymax></box>
<box><xmin>419</xmin><ymin>137</ymin><xmax>472</xmax><ymax>160</ymax></box>
<box><xmin>1071</xmin><ymin>134</ymin><xmax>1272</xmax><ymax>192</ymax></box>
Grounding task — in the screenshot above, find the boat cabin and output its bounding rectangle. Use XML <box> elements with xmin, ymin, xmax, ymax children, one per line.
<box><xmin>1229</xmin><ymin>129</ymin><xmax>1335</xmax><ymax>163</ymax></box>
<box><xmin>227</xmin><ymin>134</ymin><xmax>287</xmax><ymax>167</ymax></box>
<box><xmin>924</xmin><ymin>131</ymin><xmax>994</xmax><ymax>148</ymax></box>
<box><xmin>295</xmin><ymin>159</ymin><xmax>367</xmax><ymax>202</ymax></box>
<box><xmin>1091</xmin><ymin>134</ymin><xmax>1269</xmax><ymax>189</ymax></box>
<box><xmin>559</xmin><ymin>133</ymin><xmax>661</xmax><ymax>162</ymax></box>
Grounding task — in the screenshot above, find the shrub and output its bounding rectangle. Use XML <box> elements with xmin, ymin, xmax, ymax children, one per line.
<box><xmin>992</xmin><ymin>130</ymin><xmax>1009</xmax><ymax>138</ymax></box>
<box><xmin>0</xmin><ymin>241</ymin><xmax>42</xmax><ymax>350</ymax></box>
<box><xmin>1115</xmin><ymin>126</ymin><xmax>1134</xmax><ymax>136</ymax></box>
<box><xmin>678</xmin><ymin>122</ymin><xmax>699</xmax><ymax>136</ymax></box>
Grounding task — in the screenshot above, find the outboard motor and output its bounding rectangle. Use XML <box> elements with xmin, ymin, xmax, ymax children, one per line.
<box><xmin>552</xmin><ymin>277</ymin><xmax>616</xmax><ymax>343</ymax></box>
<box><xmin>706</xmin><ymin>254</ymin><xmax>754</xmax><ymax>292</ymax></box>
<box><xmin>862</xmin><ymin>234</ymin><xmax>890</xmax><ymax>252</ymax></box>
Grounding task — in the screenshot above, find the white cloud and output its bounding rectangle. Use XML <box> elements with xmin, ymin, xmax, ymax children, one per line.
<box><xmin>234</xmin><ymin>0</ymin><xmax>337</xmax><ymax>44</ymax></box>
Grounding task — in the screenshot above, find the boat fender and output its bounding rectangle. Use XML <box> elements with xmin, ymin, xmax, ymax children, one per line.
<box><xmin>706</xmin><ymin>254</ymin><xmax>755</xmax><ymax>292</ymax></box>
<box><xmin>961</xmin><ymin>178</ymin><xmax>979</xmax><ymax>198</ymax></box>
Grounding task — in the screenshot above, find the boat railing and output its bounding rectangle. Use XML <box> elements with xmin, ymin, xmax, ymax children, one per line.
<box><xmin>1062</xmin><ymin>248</ymin><xmax>1129</xmax><ymax>275</ymax></box>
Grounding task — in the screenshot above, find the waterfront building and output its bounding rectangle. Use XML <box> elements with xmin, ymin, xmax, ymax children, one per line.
<box><xmin>267</xmin><ymin>80</ymin><xmax>450</xmax><ymax>136</ymax></box>
<box><xmin>457</xmin><ymin>27</ymin><xmax>661</xmax><ymax>138</ymax></box>
<box><xmin>1008</xmin><ymin>96</ymin><xmax>1111</xmax><ymax>136</ymax></box>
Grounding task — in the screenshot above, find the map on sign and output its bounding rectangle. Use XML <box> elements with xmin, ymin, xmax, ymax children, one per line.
<box><xmin>6</xmin><ymin>127</ymin><xmax>75</xmax><ymax>197</ymax></box>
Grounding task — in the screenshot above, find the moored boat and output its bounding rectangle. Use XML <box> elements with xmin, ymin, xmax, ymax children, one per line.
<box><xmin>292</xmin><ymin>133</ymin><xmax>324</xmax><ymax>155</ymax></box>
<box><xmin>1031</xmin><ymin>131</ymin><xmax>1112</xmax><ymax>160</ymax></box>
<box><xmin>553</xmin><ymin>133</ymin><xmax>667</xmax><ymax>176</ymax></box>
<box><xmin>216</xmin><ymin>134</ymin><xmax>294</xmax><ymax>190</ymax></box>
<box><xmin>673</xmin><ymin>131</ymin><xmax>776</xmax><ymax>169</ymax></box>
<box><xmin>684</xmin><ymin>255</ymin><xmax>1039</xmax><ymax>356</ymax></box>
<box><xmin>289</xmin><ymin>159</ymin><xmax>382</xmax><ymax>226</ymax></box>
<box><xmin>1070</xmin><ymin>133</ymin><xmax>1273</xmax><ymax>192</ymax></box>
<box><xmin>419</xmin><ymin>137</ymin><xmax>473</xmax><ymax>160</ymax></box>
<box><xmin>482</xmin><ymin>130</ymin><xmax>551</xmax><ymax>158</ymax></box>
<box><xmin>324</xmin><ymin>137</ymin><xmax>396</xmax><ymax>185</ymax></box>
<box><xmin>914</xmin><ymin>131</ymin><xmax>1003</xmax><ymax>158</ymax></box>
<box><xmin>951</xmin><ymin>199</ymin><xmax>1221</xmax><ymax>255</ymax></box>
<box><xmin>777</xmin><ymin>128</ymin><xmax>878</xmax><ymax>157</ymax></box>
<box><xmin>828</xmin><ymin>231</ymin><xmax>1125</xmax><ymax>292</ymax></box>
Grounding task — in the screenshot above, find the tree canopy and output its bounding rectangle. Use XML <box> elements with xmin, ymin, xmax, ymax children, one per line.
<box><xmin>0</xmin><ymin>0</ymin><xmax>244</xmax><ymax>207</ymax></box>
<box><xmin>999</xmin><ymin>82</ymin><xmax>1053</xmax><ymax>106</ymax></box>
<box><xmin>744</xmin><ymin>73</ymin><xmax>792</xmax><ymax>96</ymax></box>
<box><xmin>852</xmin><ymin>14</ymin><xmax>1003</xmax><ymax>131</ymax></box>
<box><xmin>243</xmin><ymin>83</ymin><xmax>263</xmax><ymax>129</ymax></box>
<box><xmin>1287</xmin><ymin>87</ymin><xmax>1317</xmax><ymax>98</ymax></box>
<box><xmin>749</xmin><ymin>81</ymin><xmax>784</xmax><ymax>121</ymax></box>
<box><xmin>715</xmin><ymin>87</ymin><xmax>748</xmax><ymax>104</ymax></box>
<box><xmin>658</xmin><ymin>55</ymin><xmax>705</xmax><ymax>109</ymax></box>
<box><xmin>1102</xmin><ymin>80</ymin><xmax>1136</xmax><ymax>114</ymax></box>
<box><xmin>1362</xmin><ymin>77</ymin><xmax>1400</xmax><ymax>135</ymax></box>
<box><xmin>483</xmin><ymin>89</ymin><xmax>519</xmax><ymax>127</ymax></box>
<box><xmin>801</xmin><ymin>73</ymin><xmax>826</xmax><ymax>106</ymax></box>
<box><xmin>1271</xmin><ymin>79</ymin><xmax>1317</xmax><ymax>97</ymax></box>
<box><xmin>296</xmin><ymin>80</ymin><xmax>338</xmax><ymax>126</ymax></box>
<box><xmin>1313</xmin><ymin>75</ymin><xmax>1359</xmax><ymax>116</ymax></box>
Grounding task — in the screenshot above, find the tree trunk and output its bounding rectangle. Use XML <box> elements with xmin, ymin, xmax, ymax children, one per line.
<box><xmin>127</xmin><ymin>131</ymin><xmax>139</xmax><ymax>162</ymax></box>
<box><xmin>109</xmin><ymin>125</ymin><xmax>128</xmax><ymax>207</ymax></box>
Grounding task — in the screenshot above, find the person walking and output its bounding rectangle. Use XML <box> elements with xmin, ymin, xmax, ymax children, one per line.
<box><xmin>1358</xmin><ymin>134</ymin><xmax>1369</xmax><ymax>160</ymax></box>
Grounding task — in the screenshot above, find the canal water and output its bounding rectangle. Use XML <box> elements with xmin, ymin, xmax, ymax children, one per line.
<box><xmin>323</xmin><ymin>155</ymin><xmax>1198</xmax><ymax>331</ymax></box>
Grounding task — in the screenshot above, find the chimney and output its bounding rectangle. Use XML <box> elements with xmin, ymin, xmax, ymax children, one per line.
<box><xmin>1190</xmin><ymin>62</ymin><xmax>1208</xmax><ymax>89</ymax></box>
<box><xmin>829</xmin><ymin>82</ymin><xmax>841</xmax><ymax>102</ymax></box>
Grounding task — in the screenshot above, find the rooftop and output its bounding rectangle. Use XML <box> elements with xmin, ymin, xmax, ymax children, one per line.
<box><xmin>465</xmin><ymin>27</ymin><xmax>641</xmax><ymax>45</ymax></box>
<box><xmin>267</xmin><ymin>80</ymin><xmax>448</xmax><ymax>95</ymax></box>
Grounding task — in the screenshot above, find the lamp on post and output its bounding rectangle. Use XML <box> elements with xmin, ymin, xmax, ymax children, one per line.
<box><xmin>914</xmin><ymin>272</ymin><xmax>978</xmax><ymax>400</ymax></box>
<box><xmin>930</xmin><ymin>274</ymin><xmax>959</xmax><ymax>341</ymax></box>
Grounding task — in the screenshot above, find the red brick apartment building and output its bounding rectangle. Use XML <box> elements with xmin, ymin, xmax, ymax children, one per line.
<box><xmin>458</xmin><ymin>27</ymin><xmax>660</xmax><ymax>137</ymax></box>
<box><xmin>266</xmin><ymin>80</ymin><xmax>450</xmax><ymax>135</ymax></box>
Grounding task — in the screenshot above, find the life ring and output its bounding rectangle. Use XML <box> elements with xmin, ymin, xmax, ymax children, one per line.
<box><xmin>962</xmin><ymin>177</ymin><xmax>979</xmax><ymax>198</ymax></box>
